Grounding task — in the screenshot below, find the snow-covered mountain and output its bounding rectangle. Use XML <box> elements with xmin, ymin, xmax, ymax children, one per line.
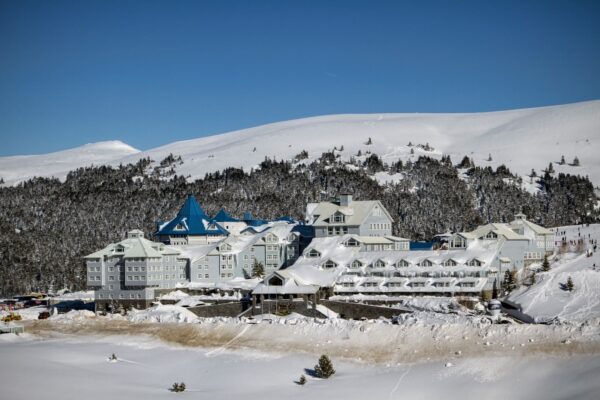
<box><xmin>1</xmin><ymin>100</ymin><xmax>599</xmax><ymax>186</ymax></box>
<box><xmin>0</xmin><ymin>141</ymin><xmax>140</xmax><ymax>186</ymax></box>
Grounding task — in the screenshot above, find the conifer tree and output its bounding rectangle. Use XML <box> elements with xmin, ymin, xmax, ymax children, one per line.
<box><xmin>542</xmin><ymin>255</ymin><xmax>550</xmax><ymax>272</ymax></box>
<box><xmin>572</xmin><ymin>156</ymin><xmax>580</xmax><ymax>166</ymax></box>
<box><xmin>366</xmin><ymin>137</ymin><xmax>372</xmax><ymax>145</ymax></box>
<box><xmin>559</xmin><ymin>155</ymin><xmax>565</xmax><ymax>165</ymax></box>
<box><xmin>566</xmin><ymin>276</ymin><xmax>574</xmax><ymax>292</ymax></box>
<box><xmin>314</xmin><ymin>355</ymin><xmax>335</xmax><ymax>379</ymax></box>
<box><xmin>298</xmin><ymin>374</ymin><xmax>307</xmax><ymax>385</ymax></box>
<box><xmin>251</xmin><ymin>259</ymin><xmax>265</xmax><ymax>278</ymax></box>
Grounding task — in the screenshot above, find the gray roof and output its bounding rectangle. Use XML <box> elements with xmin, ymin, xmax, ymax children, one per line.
<box><xmin>307</xmin><ymin>200</ymin><xmax>394</xmax><ymax>226</ymax></box>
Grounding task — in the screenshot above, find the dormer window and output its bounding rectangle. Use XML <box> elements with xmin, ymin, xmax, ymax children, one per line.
<box><xmin>485</xmin><ymin>232</ymin><xmax>497</xmax><ymax>239</ymax></box>
<box><xmin>350</xmin><ymin>260</ymin><xmax>363</xmax><ymax>269</ymax></box>
<box><xmin>322</xmin><ymin>260</ymin><xmax>337</xmax><ymax>269</ymax></box>
<box><xmin>306</xmin><ymin>248</ymin><xmax>321</xmax><ymax>258</ymax></box>
<box><xmin>467</xmin><ymin>259</ymin><xmax>483</xmax><ymax>267</ymax></box>
<box><xmin>267</xmin><ymin>275</ymin><xmax>283</xmax><ymax>286</ymax></box>
<box><xmin>345</xmin><ymin>238</ymin><xmax>360</xmax><ymax>247</ymax></box>
<box><xmin>443</xmin><ymin>259</ymin><xmax>457</xmax><ymax>267</ymax></box>
<box><xmin>114</xmin><ymin>245</ymin><xmax>124</xmax><ymax>253</ymax></box>
<box><xmin>221</xmin><ymin>244</ymin><xmax>231</xmax><ymax>251</ymax></box>
<box><xmin>374</xmin><ymin>259</ymin><xmax>386</xmax><ymax>268</ymax></box>
<box><xmin>332</xmin><ymin>212</ymin><xmax>345</xmax><ymax>223</ymax></box>
<box><xmin>265</xmin><ymin>234</ymin><xmax>278</xmax><ymax>243</ymax></box>
<box><xmin>419</xmin><ymin>259</ymin><xmax>433</xmax><ymax>267</ymax></box>
<box><xmin>175</xmin><ymin>223</ymin><xmax>185</xmax><ymax>231</ymax></box>
<box><xmin>451</xmin><ymin>236</ymin><xmax>466</xmax><ymax>248</ymax></box>
<box><xmin>396</xmin><ymin>259</ymin><xmax>409</xmax><ymax>267</ymax></box>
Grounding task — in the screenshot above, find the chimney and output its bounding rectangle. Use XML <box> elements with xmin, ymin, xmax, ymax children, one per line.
<box><xmin>339</xmin><ymin>192</ymin><xmax>353</xmax><ymax>207</ymax></box>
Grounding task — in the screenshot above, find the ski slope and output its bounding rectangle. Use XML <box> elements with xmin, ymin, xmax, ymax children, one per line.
<box><xmin>507</xmin><ymin>224</ymin><xmax>600</xmax><ymax>323</ymax></box>
<box><xmin>1</xmin><ymin>100</ymin><xmax>599</xmax><ymax>186</ymax></box>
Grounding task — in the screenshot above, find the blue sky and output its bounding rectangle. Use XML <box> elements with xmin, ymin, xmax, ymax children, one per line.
<box><xmin>1</xmin><ymin>0</ymin><xmax>599</xmax><ymax>156</ymax></box>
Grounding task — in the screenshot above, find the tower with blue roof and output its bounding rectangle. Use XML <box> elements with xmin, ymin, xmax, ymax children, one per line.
<box><xmin>155</xmin><ymin>194</ymin><xmax>229</xmax><ymax>245</ymax></box>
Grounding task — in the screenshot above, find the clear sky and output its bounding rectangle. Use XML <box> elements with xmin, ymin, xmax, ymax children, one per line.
<box><xmin>1</xmin><ymin>0</ymin><xmax>599</xmax><ymax>156</ymax></box>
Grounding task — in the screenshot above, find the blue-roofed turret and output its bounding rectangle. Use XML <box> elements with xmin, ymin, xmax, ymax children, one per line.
<box><xmin>155</xmin><ymin>194</ymin><xmax>228</xmax><ymax>245</ymax></box>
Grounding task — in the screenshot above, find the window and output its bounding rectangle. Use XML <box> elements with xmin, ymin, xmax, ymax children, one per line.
<box><xmin>328</xmin><ymin>227</ymin><xmax>334</xmax><ymax>236</ymax></box>
<box><xmin>419</xmin><ymin>259</ymin><xmax>433</xmax><ymax>267</ymax></box>
<box><xmin>130</xmin><ymin>294</ymin><xmax>135</xmax><ymax>299</ymax></box>
<box><xmin>109</xmin><ymin>276</ymin><xmax>115</xmax><ymax>281</ymax></box>
<box><xmin>307</xmin><ymin>249</ymin><xmax>321</xmax><ymax>258</ymax></box>
<box><xmin>205</xmin><ymin>274</ymin><xmax>209</xmax><ymax>278</ymax></box>
<box><xmin>374</xmin><ymin>260</ymin><xmax>386</xmax><ymax>268</ymax></box>
<box><xmin>443</xmin><ymin>259</ymin><xmax>457</xmax><ymax>267</ymax></box>
<box><xmin>108</xmin><ymin>285</ymin><xmax>114</xmax><ymax>290</ymax></box>
<box><xmin>333</xmin><ymin>212</ymin><xmax>345</xmax><ymax>223</ymax></box>
<box><xmin>127</xmin><ymin>276</ymin><xmax>132</xmax><ymax>281</ymax></box>
<box><xmin>108</xmin><ymin>267</ymin><xmax>114</xmax><ymax>272</ymax></box>
<box><xmin>350</xmin><ymin>260</ymin><xmax>363</xmax><ymax>269</ymax></box>
<box><xmin>323</xmin><ymin>260</ymin><xmax>337</xmax><ymax>269</ymax></box>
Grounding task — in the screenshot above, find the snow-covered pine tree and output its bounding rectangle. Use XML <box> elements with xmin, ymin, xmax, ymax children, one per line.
<box><xmin>560</xmin><ymin>155</ymin><xmax>565</xmax><ymax>165</ymax></box>
<box><xmin>572</xmin><ymin>156</ymin><xmax>580</xmax><ymax>166</ymax></box>
<box><xmin>566</xmin><ymin>276</ymin><xmax>574</xmax><ymax>291</ymax></box>
<box><xmin>542</xmin><ymin>255</ymin><xmax>550</xmax><ymax>272</ymax></box>
<box><xmin>314</xmin><ymin>355</ymin><xmax>335</xmax><ymax>379</ymax></box>
<box><xmin>298</xmin><ymin>374</ymin><xmax>307</xmax><ymax>385</ymax></box>
<box><xmin>251</xmin><ymin>259</ymin><xmax>265</xmax><ymax>278</ymax></box>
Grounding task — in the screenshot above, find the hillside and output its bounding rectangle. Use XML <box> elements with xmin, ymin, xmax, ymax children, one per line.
<box><xmin>506</xmin><ymin>223</ymin><xmax>600</xmax><ymax>322</ymax></box>
<box><xmin>0</xmin><ymin>141</ymin><xmax>140</xmax><ymax>186</ymax></box>
<box><xmin>1</xmin><ymin>100</ymin><xmax>599</xmax><ymax>186</ymax></box>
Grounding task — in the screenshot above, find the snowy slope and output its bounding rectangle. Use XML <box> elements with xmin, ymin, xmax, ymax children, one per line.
<box><xmin>1</xmin><ymin>100</ymin><xmax>599</xmax><ymax>186</ymax></box>
<box><xmin>0</xmin><ymin>141</ymin><xmax>140</xmax><ymax>186</ymax></box>
<box><xmin>507</xmin><ymin>224</ymin><xmax>600</xmax><ymax>322</ymax></box>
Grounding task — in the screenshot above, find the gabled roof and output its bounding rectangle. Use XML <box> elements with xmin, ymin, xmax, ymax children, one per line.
<box><xmin>84</xmin><ymin>235</ymin><xmax>181</xmax><ymax>259</ymax></box>
<box><xmin>155</xmin><ymin>195</ymin><xmax>229</xmax><ymax>236</ymax></box>
<box><xmin>213</xmin><ymin>208</ymin><xmax>240</xmax><ymax>223</ymax></box>
<box><xmin>307</xmin><ymin>200</ymin><xmax>394</xmax><ymax>226</ymax></box>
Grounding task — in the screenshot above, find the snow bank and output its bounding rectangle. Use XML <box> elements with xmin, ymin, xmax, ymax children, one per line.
<box><xmin>127</xmin><ymin>304</ymin><xmax>199</xmax><ymax>324</ymax></box>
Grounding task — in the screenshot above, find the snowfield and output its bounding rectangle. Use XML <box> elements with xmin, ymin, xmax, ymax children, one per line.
<box><xmin>2</xmin><ymin>311</ymin><xmax>600</xmax><ymax>399</ymax></box>
<box><xmin>1</xmin><ymin>100</ymin><xmax>599</xmax><ymax>186</ymax></box>
<box><xmin>507</xmin><ymin>224</ymin><xmax>600</xmax><ymax>323</ymax></box>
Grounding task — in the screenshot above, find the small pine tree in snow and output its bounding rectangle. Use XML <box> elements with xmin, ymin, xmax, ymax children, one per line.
<box><xmin>547</xmin><ymin>162</ymin><xmax>554</xmax><ymax>174</ymax></box>
<box><xmin>566</xmin><ymin>276</ymin><xmax>574</xmax><ymax>292</ymax></box>
<box><xmin>251</xmin><ymin>259</ymin><xmax>265</xmax><ymax>278</ymax></box>
<box><xmin>572</xmin><ymin>156</ymin><xmax>580</xmax><ymax>166</ymax></box>
<box><xmin>170</xmin><ymin>382</ymin><xmax>186</xmax><ymax>392</ymax></box>
<box><xmin>298</xmin><ymin>374</ymin><xmax>307</xmax><ymax>385</ymax></box>
<box><xmin>357</xmin><ymin>149</ymin><xmax>362</xmax><ymax>156</ymax></box>
<box><xmin>502</xmin><ymin>268</ymin><xmax>517</xmax><ymax>294</ymax></box>
<box><xmin>542</xmin><ymin>255</ymin><xmax>550</xmax><ymax>272</ymax></box>
<box><xmin>366</xmin><ymin>137</ymin><xmax>372</xmax><ymax>145</ymax></box>
<box><xmin>487</xmin><ymin>153</ymin><xmax>492</xmax><ymax>161</ymax></box>
<box><xmin>559</xmin><ymin>155</ymin><xmax>565</xmax><ymax>165</ymax></box>
<box><xmin>314</xmin><ymin>355</ymin><xmax>335</xmax><ymax>379</ymax></box>
<box><xmin>109</xmin><ymin>353</ymin><xmax>117</xmax><ymax>361</ymax></box>
<box><xmin>410</xmin><ymin>148</ymin><xmax>414</xmax><ymax>155</ymax></box>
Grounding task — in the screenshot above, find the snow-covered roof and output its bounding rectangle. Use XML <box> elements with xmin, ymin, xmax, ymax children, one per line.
<box><xmin>84</xmin><ymin>234</ymin><xmax>181</xmax><ymax>259</ymax></box>
<box><xmin>306</xmin><ymin>199</ymin><xmax>394</xmax><ymax>226</ymax></box>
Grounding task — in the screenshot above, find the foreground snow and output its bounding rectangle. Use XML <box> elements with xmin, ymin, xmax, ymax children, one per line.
<box><xmin>1</xmin><ymin>330</ymin><xmax>599</xmax><ymax>400</ymax></box>
<box><xmin>1</xmin><ymin>100</ymin><xmax>599</xmax><ymax>186</ymax></box>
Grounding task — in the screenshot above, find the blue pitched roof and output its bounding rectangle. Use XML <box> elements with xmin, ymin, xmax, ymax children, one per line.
<box><xmin>242</xmin><ymin>211</ymin><xmax>268</xmax><ymax>227</ymax></box>
<box><xmin>214</xmin><ymin>208</ymin><xmax>240</xmax><ymax>222</ymax></box>
<box><xmin>156</xmin><ymin>195</ymin><xmax>228</xmax><ymax>236</ymax></box>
